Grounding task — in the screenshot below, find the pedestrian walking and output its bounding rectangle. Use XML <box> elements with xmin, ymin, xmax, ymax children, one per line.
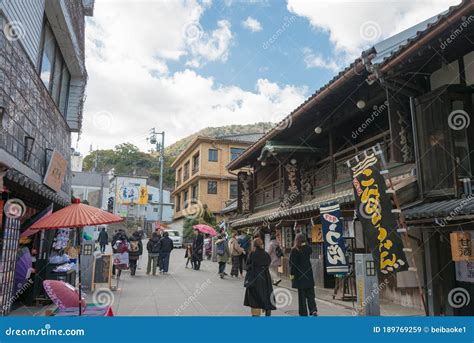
<box><xmin>98</xmin><ymin>227</ymin><xmax>108</xmax><ymax>254</ymax></box>
<box><xmin>215</xmin><ymin>235</ymin><xmax>230</xmax><ymax>278</ymax></box>
<box><xmin>204</xmin><ymin>234</ymin><xmax>212</xmax><ymax>260</ymax></box>
<box><xmin>158</xmin><ymin>231</ymin><xmax>174</xmax><ymax>274</ymax></box>
<box><xmin>137</xmin><ymin>226</ymin><xmax>145</xmax><ymax>269</ymax></box>
<box><xmin>289</xmin><ymin>233</ymin><xmax>318</xmax><ymax>316</ymax></box>
<box><xmin>267</xmin><ymin>234</ymin><xmax>282</xmax><ymax>286</ymax></box>
<box><xmin>192</xmin><ymin>228</ymin><xmax>204</xmax><ymax>270</ymax></box>
<box><xmin>185</xmin><ymin>244</ymin><xmax>194</xmax><ymax>269</ymax></box>
<box><xmin>146</xmin><ymin>232</ymin><xmax>161</xmax><ymax>275</ymax></box>
<box><xmin>128</xmin><ymin>231</ymin><xmax>143</xmax><ymax>276</ymax></box>
<box><xmin>237</xmin><ymin>231</ymin><xmax>250</xmax><ymax>273</ymax></box>
<box><xmin>243</xmin><ymin>238</ymin><xmax>276</xmax><ymax>316</ymax></box>
<box><xmin>112</xmin><ymin>230</ymin><xmax>129</xmax><ymax>278</ymax></box>
<box><xmin>229</xmin><ymin>232</ymin><xmax>244</xmax><ymax>277</ymax></box>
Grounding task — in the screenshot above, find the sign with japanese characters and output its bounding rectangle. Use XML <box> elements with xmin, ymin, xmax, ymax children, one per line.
<box><xmin>282</xmin><ymin>163</ymin><xmax>301</xmax><ymax>206</ymax></box>
<box><xmin>43</xmin><ymin>150</ymin><xmax>67</xmax><ymax>193</ymax></box>
<box><xmin>237</xmin><ymin>172</ymin><xmax>253</xmax><ymax>214</ymax></box>
<box><xmin>350</xmin><ymin>151</ymin><xmax>408</xmax><ymax>275</ymax></box>
<box><xmin>320</xmin><ymin>202</ymin><xmax>349</xmax><ymax>275</ymax></box>
<box><xmin>450</xmin><ymin>231</ymin><xmax>473</xmax><ymax>261</ymax></box>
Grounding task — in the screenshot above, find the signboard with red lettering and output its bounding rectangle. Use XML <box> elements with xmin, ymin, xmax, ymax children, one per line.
<box><xmin>350</xmin><ymin>151</ymin><xmax>408</xmax><ymax>275</ymax></box>
<box><xmin>43</xmin><ymin>150</ymin><xmax>67</xmax><ymax>193</ymax></box>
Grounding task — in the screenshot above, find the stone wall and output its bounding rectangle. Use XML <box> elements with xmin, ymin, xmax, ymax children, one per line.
<box><xmin>0</xmin><ymin>11</ymin><xmax>72</xmax><ymax>196</ymax></box>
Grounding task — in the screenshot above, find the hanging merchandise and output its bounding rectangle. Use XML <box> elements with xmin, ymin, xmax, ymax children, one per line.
<box><xmin>52</xmin><ymin>229</ymin><xmax>71</xmax><ymax>251</ymax></box>
<box><xmin>320</xmin><ymin>202</ymin><xmax>349</xmax><ymax>275</ymax></box>
<box><xmin>349</xmin><ymin>149</ymin><xmax>408</xmax><ymax>275</ymax></box>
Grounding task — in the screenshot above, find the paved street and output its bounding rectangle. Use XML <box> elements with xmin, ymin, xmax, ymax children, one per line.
<box><xmin>105</xmin><ymin>246</ymin><xmax>354</xmax><ymax>316</ymax></box>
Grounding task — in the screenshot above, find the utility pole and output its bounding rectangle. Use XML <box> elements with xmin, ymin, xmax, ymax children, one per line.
<box><xmin>148</xmin><ymin>128</ymin><xmax>165</xmax><ymax>224</ymax></box>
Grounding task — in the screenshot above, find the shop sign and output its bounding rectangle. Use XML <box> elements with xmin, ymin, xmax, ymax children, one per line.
<box><xmin>455</xmin><ymin>261</ymin><xmax>474</xmax><ymax>282</ymax></box>
<box><xmin>311</xmin><ymin>224</ymin><xmax>323</xmax><ymax>243</ymax></box>
<box><xmin>450</xmin><ymin>231</ymin><xmax>473</xmax><ymax>261</ymax></box>
<box><xmin>43</xmin><ymin>150</ymin><xmax>67</xmax><ymax>193</ymax></box>
<box><xmin>320</xmin><ymin>202</ymin><xmax>349</xmax><ymax>275</ymax></box>
<box><xmin>237</xmin><ymin>172</ymin><xmax>253</xmax><ymax>214</ymax></box>
<box><xmin>350</xmin><ymin>151</ymin><xmax>408</xmax><ymax>274</ymax></box>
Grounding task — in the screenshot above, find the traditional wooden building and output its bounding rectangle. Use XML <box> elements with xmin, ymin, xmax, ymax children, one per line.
<box><xmin>228</xmin><ymin>0</ymin><xmax>473</xmax><ymax>316</ymax></box>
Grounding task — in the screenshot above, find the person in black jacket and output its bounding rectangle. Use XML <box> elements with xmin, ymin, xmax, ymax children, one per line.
<box><xmin>158</xmin><ymin>231</ymin><xmax>174</xmax><ymax>274</ymax></box>
<box><xmin>243</xmin><ymin>238</ymin><xmax>276</xmax><ymax>316</ymax></box>
<box><xmin>192</xmin><ymin>229</ymin><xmax>204</xmax><ymax>270</ymax></box>
<box><xmin>146</xmin><ymin>232</ymin><xmax>161</xmax><ymax>275</ymax></box>
<box><xmin>289</xmin><ymin>233</ymin><xmax>318</xmax><ymax>316</ymax></box>
<box><xmin>128</xmin><ymin>231</ymin><xmax>143</xmax><ymax>276</ymax></box>
<box><xmin>97</xmin><ymin>227</ymin><xmax>108</xmax><ymax>253</ymax></box>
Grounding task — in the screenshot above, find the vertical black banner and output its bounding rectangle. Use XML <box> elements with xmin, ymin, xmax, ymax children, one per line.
<box><xmin>237</xmin><ymin>172</ymin><xmax>253</xmax><ymax>214</ymax></box>
<box><xmin>350</xmin><ymin>152</ymin><xmax>408</xmax><ymax>274</ymax></box>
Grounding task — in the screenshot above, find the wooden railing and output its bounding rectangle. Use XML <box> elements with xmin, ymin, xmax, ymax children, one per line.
<box><xmin>254</xmin><ymin>180</ymin><xmax>282</xmax><ymax>208</ymax></box>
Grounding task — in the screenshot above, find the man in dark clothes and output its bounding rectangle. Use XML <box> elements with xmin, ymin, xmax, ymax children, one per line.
<box><xmin>158</xmin><ymin>231</ymin><xmax>174</xmax><ymax>274</ymax></box>
<box><xmin>192</xmin><ymin>229</ymin><xmax>204</xmax><ymax>270</ymax></box>
<box><xmin>289</xmin><ymin>233</ymin><xmax>318</xmax><ymax>316</ymax></box>
<box><xmin>128</xmin><ymin>231</ymin><xmax>143</xmax><ymax>276</ymax></box>
<box><xmin>98</xmin><ymin>227</ymin><xmax>108</xmax><ymax>253</ymax></box>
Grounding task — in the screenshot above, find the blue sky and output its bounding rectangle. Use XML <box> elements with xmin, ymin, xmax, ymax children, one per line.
<box><xmin>75</xmin><ymin>0</ymin><xmax>460</xmax><ymax>154</ymax></box>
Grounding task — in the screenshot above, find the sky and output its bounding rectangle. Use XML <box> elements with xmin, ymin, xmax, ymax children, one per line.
<box><xmin>73</xmin><ymin>0</ymin><xmax>461</xmax><ymax>155</ymax></box>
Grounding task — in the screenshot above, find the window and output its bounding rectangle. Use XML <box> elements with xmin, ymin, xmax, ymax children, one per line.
<box><xmin>153</xmin><ymin>207</ymin><xmax>158</xmax><ymax>212</ymax></box>
<box><xmin>208</xmin><ymin>181</ymin><xmax>217</xmax><ymax>194</ymax></box>
<box><xmin>183</xmin><ymin>161</ymin><xmax>190</xmax><ymax>180</ymax></box>
<box><xmin>177</xmin><ymin>168</ymin><xmax>182</xmax><ymax>185</ymax></box>
<box><xmin>191</xmin><ymin>184</ymin><xmax>198</xmax><ymax>200</ymax></box>
<box><xmin>176</xmin><ymin>194</ymin><xmax>181</xmax><ymax>212</ymax></box>
<box><xmin>148</xmin><ymin>194</ymin><xmax>153</xmax><ymax>201</ymax></box>
<box><xmin>39</xmin><ymin>21</ymin><xmax>71</xmax><ymax>116</ymax></box>
<box><xmin>183</xmin><ymin>190</ymin><xmax>189</xmax><ymax>208</ymax></box>
<box><xmin>229</xmin><ymin>180</ymin><xmax>238</xmax><ymax>199</ymax></box>
<box><xmin>230</xmin><ymin>147</ymin><xmax>245</xmax><ymax>161</ymax></box>
<box><xmin>192</xmin><ymin>153</ymin><xmax>200</xmax><ymax>173</ymax></box>
<box><xmin>208</xmin><ymin>149</ymin><xmax>218</xmax><ymax>162</ymax></box>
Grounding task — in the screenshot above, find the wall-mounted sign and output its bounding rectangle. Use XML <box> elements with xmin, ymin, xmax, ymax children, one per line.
<box><xmin>117</xmin><ymin>185</ymin><xmax>148</xmax><ymax>205</ymax></box>
<box><xmin>237</xmin><ymin>172</ymin><xmax>253</xmax><ymax>214</ymax></box>
<box><xmin>350</xmin><ymin>150</ymin><xmax>408</xmax><ymax>275</ymax></box>
<box><xmin>43</xmin><ymin>150</ymin><xmax>67</xmax><ymax>193</ymax></box>
<box><xmin>311</xmin><ymin>224</ymin><xmax>323</xmax><ymax>243</ymax></box>
<box><xmin>450</xmin><ymin>231</ymin><xmax>473</xmax><ymax>261</ymax></box>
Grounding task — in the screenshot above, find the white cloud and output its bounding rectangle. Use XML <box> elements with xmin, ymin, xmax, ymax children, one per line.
<box><xmin>287</xmin><ymin>0</ymin><xmax>462</xmax><ymax>58</ymax></box>
<box><xmin>79</xmin><ymin>1</ymin><xmax>307</xmax><ymax>154</ymax></box>
<box><xmin>242</xmin><ymin>16</ymin><xmax>263</xmax><ymax>32</ymax></box>
<box><xmin>303</xmin><ymin>47</ymin><xmax>340</xmax><ymax>72</ymax></box>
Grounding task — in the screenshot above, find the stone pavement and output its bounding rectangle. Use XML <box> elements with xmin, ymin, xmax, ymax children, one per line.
<box><xmin>106</xmin><ymin>247</ymin><xmax>354</xmax><ymax>316</ymax></box>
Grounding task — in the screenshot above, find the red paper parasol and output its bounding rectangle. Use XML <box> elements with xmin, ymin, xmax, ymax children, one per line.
<box><xmin>193</xmin><ymin>224</ymin><xmax>217</xmax><ymax>237</ymax></box>
<box><xmin>43</xmin><ymin>280</ymin><xmax>86</xmax><ymax>311</ymax></box>
<box><xmin>31</xmin><ymin>198</ymin><xmax>123</xmax><ymax>315</ymax></box>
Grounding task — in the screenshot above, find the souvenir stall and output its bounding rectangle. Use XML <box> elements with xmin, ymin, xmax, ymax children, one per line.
<box><xmin>44</xmin><ymin>228</ymin><xmax>77</xmax><ymax>286</ymax></box>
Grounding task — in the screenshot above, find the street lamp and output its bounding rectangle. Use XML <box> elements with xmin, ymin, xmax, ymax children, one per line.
<box><xmin>148</xmin><ymin>128</ymin><xmax>165</xmax><ymax>224</ymax></box>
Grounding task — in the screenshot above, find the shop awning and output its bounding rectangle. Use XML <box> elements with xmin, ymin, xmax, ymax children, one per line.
<box><xmin>3</xmin><ymin>169</ymin><xmax>70</xmax><ymax>209</ymax></box>
<box><xmin>403</xmin><ymin>198</ymin><xmax>474</xmax><ymax>222</ymax></box>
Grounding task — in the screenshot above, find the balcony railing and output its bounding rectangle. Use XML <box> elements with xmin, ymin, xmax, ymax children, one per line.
<box><xmin>254</xmin><ymin>180</ymin><xmax>282</xmax><ymax>208</ymax></box>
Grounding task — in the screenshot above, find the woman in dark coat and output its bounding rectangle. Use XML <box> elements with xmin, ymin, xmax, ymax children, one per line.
<box><xmin>244</xmin><ymin>238</ymin><xmax>276</xmax><ymax>316</ymax></box>
<box><xmin>289</xmin><ymin>233</ymin><xmax>318</xmax><ymax>316</ymax></box>
<box><xmin>98</xmin><ymin>227</ymin><xmax>109</xmax><ymax>254</ymax></box>
<box><xmin>192</xmin><ymin>229</ymin><xmax>204</xmax><ymax>270</ymax></box>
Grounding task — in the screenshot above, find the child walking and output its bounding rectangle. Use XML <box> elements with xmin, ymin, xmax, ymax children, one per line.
<box><xmin>185</xmin><ymin>244</ymin><xmax>194</xmax><ymax>269</ymax></box>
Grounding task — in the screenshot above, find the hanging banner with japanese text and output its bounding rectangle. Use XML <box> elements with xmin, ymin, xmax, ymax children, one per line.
<box><xmin>350</xmin><ymin>151</ymin><xmax>408</xmax><ymax>274</ymax></box>
<box><xmin>237</xmin><ymin>172</ymin><xmax>253</xmax><ymax>214</ymax></box>
<box><xmin>320</xmin><ymin>202</ymin><xmax>349</xmax><ymax>275</ymax></box>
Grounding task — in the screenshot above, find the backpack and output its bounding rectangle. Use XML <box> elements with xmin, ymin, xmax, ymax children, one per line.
<box><xmin>216</xmin><ymin>241</ymin><xmax>225</xmax><ymax>256</ymax></box>
<box><xmin>275</xmin><ymin>245</ymin><xmax>284</xmax><ymax>258</ymax></box>
<box><xmin>150</xmin><ymin>240</ymin><xmax>160</xmax><ymax>254</ymax></box>
<box><xmin>116</xmin><ymin>240</ymin><xmax>129</xmax><ymax>253</ymax></box>
<box><xmin>130</xmin><ymin>240</ymin><xmax>139</xmax><ymax>253</ymax></box>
